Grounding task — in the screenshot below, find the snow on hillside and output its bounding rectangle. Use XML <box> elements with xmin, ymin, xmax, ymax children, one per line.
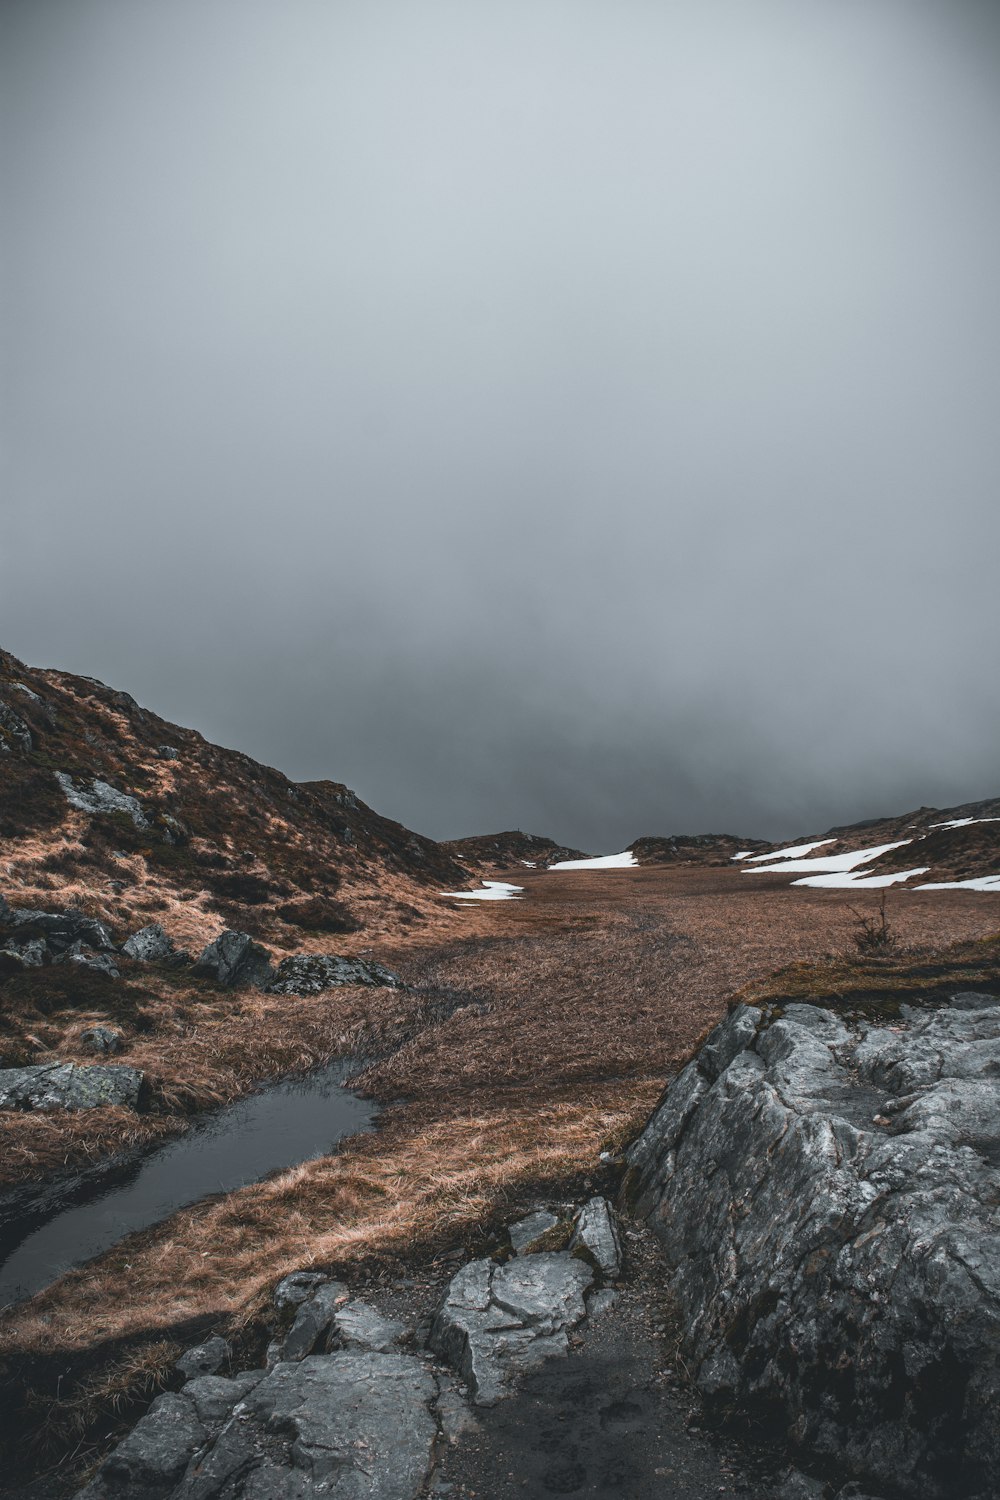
<box><xmin>549</xmin><ymin>851</ymin><xmax>639</xmax><ymax>870</ymax></box>
<box><xmin>439</xmin><ymin>880</ymin><xmax>524</xmax><ymax>901</ymax></box>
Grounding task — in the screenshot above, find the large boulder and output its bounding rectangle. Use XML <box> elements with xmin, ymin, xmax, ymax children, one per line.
<box><xmin>267</xmin><ymin>953</ymin><xmax>401</xmax><ymax>994</ymax></box>
<box><xmin>0</xmin><ymin>1062</ymin><xmax>147</xmax><ymax>1112</ymax></box>
<box><xmin>626</xmin><ymin>994</ymin><xmax>1000</xmax><ymax>1498</ymax></box>
<box><xmin>192</xmin><ymin>931</ymin><xmax>275</xmax><ymax>989</ymax></box>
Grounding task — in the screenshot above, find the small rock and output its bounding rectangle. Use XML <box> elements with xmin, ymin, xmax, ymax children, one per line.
<box><xmin>158</xmin><ymin>745</ymin><xmax>180</xmax><ymax>759</ymax></box>
<box><xmin>81</xmin><ymin>1026</ymin><xmax>125</xmax><ymax>1056</ymax></box>
<box><xmin>273</xmin><ymin>1269</ymin><xmax>328</xmax><ymax>1312</ymax></box>
<box><xmin>570</xmin><ymin>1196</ymin><xmax>622</xmax><ymax>1279</ymax></box>
<box><xmin>329</xmin><ymin>1299</ymin><xmax>406</xmax><ymax>1352</ymax></box>
<box><xmin>192</xmin><ymin>931</ymin><xmax>275</xmax><ymax>989</ymax></box>
<box><xmin>63</xmin><ymin>941</ymin><xmax>120</xmax><ymax>978</ymax></box>
<box><xmin>0</xmin><ymin>701</ymin><xmax>33</xmax><ymax>753</ymax></box>
<box><xmin>509</xmin><ymin>1209</ymin><xmax>559</xmax><ymax>1253</ymax></box>
<box><xmin>122</xmin><ymin>922</ymin><xmax>177</xmax><ymax>962</ymax></box>
<box><xmin>176</xmin><ymin>1335</ymin><xmax>231</xmax><ymax>1381</ymax></box>
<box><xmin>587</xmin><ymin>1288</ymin><xmax>619</xmax><ymax>1318</ymax></box>
<box><xmin>276</xmin><ymin>1280</ymin><xmax>350</xmax><ymax>1361</ymax></box>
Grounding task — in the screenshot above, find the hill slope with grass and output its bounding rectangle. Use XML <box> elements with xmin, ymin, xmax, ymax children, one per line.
<box><xmin>0</xmin><ymin>646</ymin><xmax>473</xmax><ymax>957</ymax></box>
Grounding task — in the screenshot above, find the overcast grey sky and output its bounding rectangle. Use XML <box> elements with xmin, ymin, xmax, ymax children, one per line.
<box><xmin>2</xmin><ymin>0</ymin><xmax>999</xmax><ymax>849</ymax></box>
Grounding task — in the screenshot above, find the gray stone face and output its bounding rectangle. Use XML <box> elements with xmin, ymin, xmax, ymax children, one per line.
<box><xmin>176</xmin><ymin>1337</ymin><xmax>231</xmax><ymax>1382</ymax></box>
<box><xmin>430</xmin><ymin>1252</ymin><xmax>593</xmax><ymax>1405</ymax></box>
<box><xmin>193</xmin><ymin>931</ymin><xmax>275</xmax><ymax>989</ymax></box>
<box><xmin>329</xmin><ymin>1298</ymin><xmax>406</xmax><ymax>1352</ymax></box>
<box><xmin>123</xmin><ymin>923</ymin><xmax>177</xmax><ymax>962</ymax></box>
<box><xmin>508</xmin><ymin>1209</ymin><xmax>558</xmax><ymax>1252</ymax></box>
<box><xmin>55</xmin><ymin>772</ymin><xmax>151</xmax><ymax>829</ymax></box>
<box><xmin>627</xmin><ymin>996</ymin><xmax>1000</xmax><ymax>1498</ymax></box>
<box><xmin>243</xmin><ymin>1352</ymin><xmax>438</xmax><ymax>1498</ymax></box>
<box><xmin>570</xmin><ymin>1197</ymin><xmax>621</xmax><ymax>1279</ymax></box>
<box><xmin>273</xmin><ymin>1281</ymin><xmax>350</xmax><ymax>1362</ymax></box>
<box><xmin>273</xmin><ymin>1271</ymin><xmax>328</xmax><ymax>1313</ymax></box>
<box><xmin>0</xmin><ymin>1062</ymin><xmax>146</xmax><ymax>1112</ymax></box>
<box><xmin>267</xmin><ymin>954</ymin><xmax>401</xmax><ymax>995</ymax></box>
<box><xmin>93</xmin><ymin>1391</ymin><xmax>209</xmax><ymax>1495</ymax></box>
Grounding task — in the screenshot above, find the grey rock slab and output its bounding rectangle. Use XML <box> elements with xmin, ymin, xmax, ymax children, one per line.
<box><xmin>0</xmin><ymin>1062</ymin><xmax>146</xmax><ymax>1111</ymax></box>
<box><xmin>508</xmin><ymin>1209</ymin><xmax>558</xmax><ymax>1252</ymax></box>
<box><xmin>267</xmin><ymin>953</ymin><xmax>401</xmax><ymax>995</ymax></box>
<box><xmin>55</xmin><ymin>772</ymin><xmax>151</xmax><ymax>829</ymax></box>
<box><xmin>176</xmin><ymin>1336</ymin><xmax>231</xmax><ymax>1382</ymax></box>
<box><xmin>491</xmin><ymin>1253</ymin><xmax>592</xmax><ymax>1333</ymax></box>
<box><xmin>570</xmin><ymin>1196</ymin><xmax>622</xmax><ymax>1279</ymax></box>
<box><xmin>193</xmin><ymin>931</ymin><xmax>275</xmax><ymax>989</ymax></box>
<box><xmin>628</xmin><ymin>999</ymin><xmax>1000</xmax><ymax>1498</ymax></box>
<box><xmin>122</xmin><ymin>922</ymin><xmax>178</xmax><ymax>962</ymax></box>
<box><xmin>242</xmin><ymin>1350</ymin><xmax>438</xmax><ymax>1498</ymax></box>
<box><xmin>329</xmin><ymin>1298</ymin><xmax>406</xmax><ymax>1352</ymax></box>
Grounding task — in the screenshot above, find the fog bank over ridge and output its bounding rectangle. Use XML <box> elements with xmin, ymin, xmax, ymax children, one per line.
<box><xmin>3</xmin><ymin>0</ymin><xmax>998</xmax><ymax>850</ymax></box>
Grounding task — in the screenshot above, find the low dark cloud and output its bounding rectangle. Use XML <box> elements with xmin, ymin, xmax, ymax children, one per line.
<box><xmin>3</xmin><ymin>0</ymin><xmax>999</xmax><ymax>849</ymax></box>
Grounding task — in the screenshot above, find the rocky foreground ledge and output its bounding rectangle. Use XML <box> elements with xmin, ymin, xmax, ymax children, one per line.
<box><xmin>627</xmin><ymin>991</ymin><xmax>1000</xmax><ymax>1499</ymax></box>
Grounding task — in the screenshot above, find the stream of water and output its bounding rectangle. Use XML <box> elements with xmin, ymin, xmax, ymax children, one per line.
<box><xmin>0</xmin><ymin>1061</ymin><xmax>377</xmax><ymax>1308</ymax></box>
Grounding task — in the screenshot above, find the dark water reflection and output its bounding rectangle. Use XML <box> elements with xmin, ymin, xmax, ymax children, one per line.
<box><xmin>0</xmin><ymin>1061</ymin><xmax>376</xmax><ymax>1308</ymax></box>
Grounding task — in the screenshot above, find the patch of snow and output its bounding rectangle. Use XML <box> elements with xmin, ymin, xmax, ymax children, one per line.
<box><xmin>744</xmin><ymin>839</ymin><xmax>912</xmax><ymax>876</ymax></box>
<box><xmin>549</xmin><ymin>851</ymin><xmax>638</xmax><ymax>870</ymax></box>
<box><xmin>915</xmin><ymin>875</ymin><xmax>1000</xmax><ymax>892</ymax></box>
<box><xmin>928</xmin><ymin>817</ymin><xmax>1000</xmax><ymax>831</ymax></box>
<box><xmin>520</xmin><ymin>860</ymin><xmax>537</xmax><ymax>868</ymax></box>
<box><xmin>440</xmin><ymin>881</ymin><xmax>524</xmax><ymax>901</ymax></box>
<box><xmin>730</xmin><ymin>851</ymin><xmax>755</xmax><ymax>861</ymax></box>
<box><xmin>792</xmin><ymin>866</ymin><xmax>930</xmax><ymax>890</ymax></box>
<box><xmin>745</xmin><ymin>839</ymin><xmax>836</xmax><ymax>863</ymax></box>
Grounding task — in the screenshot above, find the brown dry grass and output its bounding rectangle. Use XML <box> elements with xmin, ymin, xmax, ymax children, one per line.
<box><xmin>2</xmin><ymin>863</ymin><xmax>998</xmax><ymax>1481</ymax></box>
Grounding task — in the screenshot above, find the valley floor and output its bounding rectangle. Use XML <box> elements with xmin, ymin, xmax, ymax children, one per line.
<box><xmin>2</xmin><ymin>865</ymin><xmax>998</xmax><ymax>1491</ymax></box>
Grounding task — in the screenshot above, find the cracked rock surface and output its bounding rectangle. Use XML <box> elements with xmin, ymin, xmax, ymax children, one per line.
<box><xmin>429</xmin><ymin>1251</ymin><xmax>593</xmax><ymax>1404</ymax></box>
<box><xmin>627</xmin><ymin>993</ymin><xmax>1000</xmax><ymax>1498</ymax></box>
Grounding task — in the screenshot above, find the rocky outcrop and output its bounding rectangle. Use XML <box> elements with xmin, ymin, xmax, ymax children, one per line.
<box><xmin>266</xmin><ymin>953</ymin><xmax>402</xmax><ymax>994</ymax></box>
<box><xmin>0</xmin><ymin>1062</ymin><xmax>147</xmax><ymax>1111</ymax></box>
<box><xmin>77</xmin><ymin>1286</ymin><xmax>438</xmax><ymax>1500</ymax></box>
<box><xmin>77</xmin><ymin>1201</ymin><xmax>624</xmax><ymax>1499</ymax></box>
<box><xmin>626</xmin><ymin>994</ymin><xmax>1000</xmax><ymax>1498</ymax></box>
